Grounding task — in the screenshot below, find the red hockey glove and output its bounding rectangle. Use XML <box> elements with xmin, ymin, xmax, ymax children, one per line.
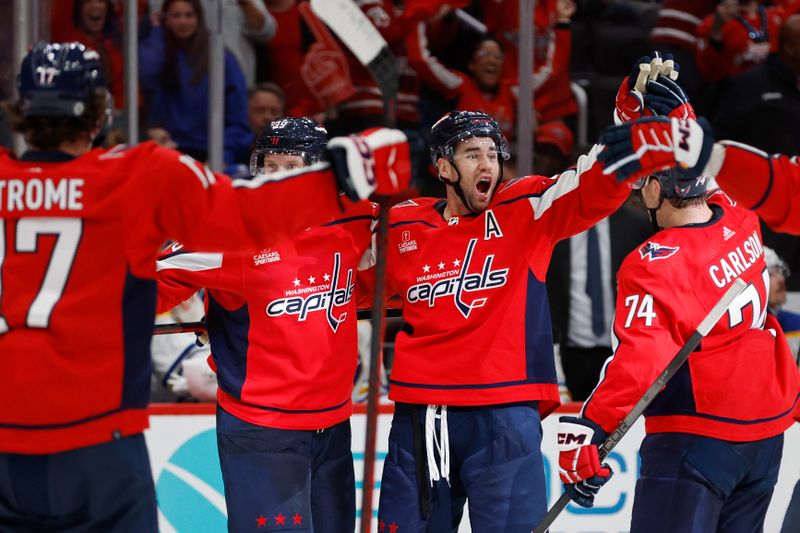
<box><xmin>557</xmin><ymin>416</ymin><xmax>613</xmax><ymax>508</ymax></box>
<box><xmin>644</xmin><ymin>74</ymin><xmax>695</xmax><ymax>121</ymax></box>
<box><xmin>614</xmin><ymin>52</ymin><xmax>679</xmax><ymax>125</ymax></box>
<box><xmin>599</xmin><ymin>116</ymin><xmax>714</xmax><ymax>183</ymax></box>
<box><xmin>327</xmin><ymin>128</ymin><xmax>411</xmax><ymax>201</ymax></box>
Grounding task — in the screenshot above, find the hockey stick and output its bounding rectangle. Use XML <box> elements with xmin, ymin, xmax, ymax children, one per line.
<box><xmin>308</xmin><ymin>2</ymin><xmax>398</xmax><ymax>531</ymax></box>
<box><xmin>152</xmin><ymin>309</ymin><xmax>403</xmax><ymax>335</ymax></box>
<box><xmin>532</xmin><ymin>277</ymin><xmax>747</xmax><ymax>533</ymax></box>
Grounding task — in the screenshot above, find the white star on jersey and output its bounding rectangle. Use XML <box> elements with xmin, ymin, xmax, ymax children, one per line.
<box><xmin>423</xmin><ymin>264</ymin><xmax>431</xmax><ymax>273</ymax></box>
<box><xmin>293</xmin><ymin>278</ymin><xmax>301</xmax><ymax>287</ymax></box>
<box><xmin>438</xmin><ymin>262</ymin><xmax>445</xmax><ymax>270</ymax></box>
<box><xmin>453</xmin><ymin>259</ymin><xmax>461</xmax><ymax>267</ymax></box>
<box><xmin>308</xmin><ymin>276</ymin><xmax>316</xmax><ymax>284</ymax></box>
<box><xmin>323</xmin><ymin>273</ymin><xmax>331</xmax><ymax>282</ymax></box>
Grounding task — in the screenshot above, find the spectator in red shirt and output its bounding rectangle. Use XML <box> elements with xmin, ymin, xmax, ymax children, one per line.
<box><xmin>52</xmin><ymin>0</ymin><xmax>126</xmax><ymax>110</ymax></box>
<box><xmin>696</xmin><ymin>0</ymin><xmax>784</xmax><ymax>82</ymax></box>
<box><xmin>479</xmin><ymin>0</ymin><xmax>577</xmax><ymax>124</ymax></box>
<box><xmin>261</xmin><ymin>0</ymin><xmax>325</xmax><ymax>118</ymax></box>
<box><xmin>649</xmin><ymin>0</ymin><xmax>716</xmax><ymax>99</ymax></box>
<box><xmin>408</xmin><ymin>32</ymin><xmax>518</xmax><ymax>138</ymax></box>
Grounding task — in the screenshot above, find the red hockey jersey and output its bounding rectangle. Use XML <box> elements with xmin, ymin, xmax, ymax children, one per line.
<box><xmin>583</xmin><ymin>193</ymin><xmax>799</xmax><ymax>441</ymax></box>
<box><xmin>157</xmin><ymin>201</ymin><xmax>376</xmax><ymax>430</ymax></box>
<box><xmin>0</xmin><ymin>144</ymin><xmax>344</xmax><ymax>453</ymax></box>
<box><xmin>711</xmin><ymin>141</ymin><xmax>800</xmax><ymax>235</ymax></box>
<box><xmin>385</xmin><ymin>147</ymin><xmax>630</xmax><ymax>416</ymax></box>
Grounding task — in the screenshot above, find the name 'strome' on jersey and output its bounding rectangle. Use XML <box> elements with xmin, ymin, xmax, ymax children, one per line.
<box><xmin>0</xmin><ymin>177</ymin><xmax>84</xmax><ymax>211</ymax></box>
<box><xmin>265</xmin><ymin>252</ymin><xmax>354</xmax><ymax>331</ymax></box>
<box><xmin>406</xmin><ymin>238</ymin><xmax>509</xmax><ymax>318</ymax></box>
<box><xmin>709</xmin><ymin>229</ymin><xmax>764</xmax><ymax>288</ymax></box>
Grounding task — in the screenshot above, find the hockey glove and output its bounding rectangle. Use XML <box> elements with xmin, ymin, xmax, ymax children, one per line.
<box><xmin>327</xmin><ymin>128</ymin><xmax>411</xmax><ymax>201</ymax></box>
<box><xmin>598</xmin><ymin>116</ymin><xmax>714</xmax><ymax>183</ymax></box>
<box><xmin>614</xmin><ymin>52</ymin><xmax>679</xmax><ymax>125</ymax></box>
<box><xmin>557</xmin><ymin>416</ymin><xmax>613</xmax><ymax>508</ymax></box>
<box><xmin>644</xmin><ymin>74</ymin><xmax>695</xmax><ymax>121</ymax></box>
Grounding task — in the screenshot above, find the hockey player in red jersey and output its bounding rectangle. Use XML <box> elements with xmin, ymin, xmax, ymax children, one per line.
<box><xmin>556</xmin><ymin>170</ymin><xmax>799</xmax><ymax>531</ymax></box>
<box><xmin>156</xmin><ymin>117</ymin><xmax>380</xmax><ymax>533</ymax></box>
<box><xmin>375</xmin><ymin>110</ymin><xmax>634</xmax><ymax>532</ymax></box>
<box><xmin>608</xmin><ymin>115</ymin><xmax>800</xmax><ymax>236</ymax></box>
<box><xmin>0</xmin><ymin>42</ymin><xmax>409</xmax><ymax>532</ymax></box>
<box><xmin>600</xmin><ymin>52</ymin><xmax>800</xmax><ymax>236</ymax></box>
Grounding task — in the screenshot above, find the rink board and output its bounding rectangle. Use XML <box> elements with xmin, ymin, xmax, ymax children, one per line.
<box><xmin>146</xmin><ymin>403</ymin><xmax>799</xmax><ymax>533</ymax></box>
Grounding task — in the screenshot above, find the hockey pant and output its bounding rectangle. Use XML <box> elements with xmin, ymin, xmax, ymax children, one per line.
<box><xmin>631</xmin><ymin>432</ymin><xmax>784</xmax><ymax>533</ymax></box>
<box><xmin>0</xmin><ymin>434</ymin><xmax>157</xmax><ymax>532</ymax></box>
<box><xmin>377</xmin><ymin>402</ymin><xmax>546</xmax><ymax>533</ymax></box>
<box><xmin>215</xmin><ymin>407</ymin><xmax>355</xmax><ymax>533</ymax></box>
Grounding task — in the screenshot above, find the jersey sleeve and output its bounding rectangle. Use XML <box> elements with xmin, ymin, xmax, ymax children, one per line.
<box><xmin>581</xmin><ymin>260</ymin><xmax>684</xmax><ymax>433</ymax></box>
<box><xmin>711</xmin><ymin>141</ymin><xmax>800</xmax><ymax>235</ymax></box>
<box><xmin>155</xmin><ymin>250</ymin><xmax>243</xmax><ymax>314</ymax></box>
<box><xmin>521</xmin><ymin>144</ymin><xmax>631</xmax><ymax>244</ymax></box>
<box><xmin>135</xmin><ymin>143</ymin><xmax>343</xmax><ymax>258</ymax></box>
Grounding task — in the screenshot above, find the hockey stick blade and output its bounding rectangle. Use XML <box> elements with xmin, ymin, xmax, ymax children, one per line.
<box><xmin>533</xmin><ymin>277</ymin><xmax>747</xmax><ymax>533</ymax></box>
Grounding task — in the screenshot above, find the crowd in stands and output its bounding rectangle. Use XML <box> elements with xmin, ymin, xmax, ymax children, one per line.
<box><xmin>3</xmin><ymin>0</ymin><xmax>800</xmax><ymax>402</ymax></box>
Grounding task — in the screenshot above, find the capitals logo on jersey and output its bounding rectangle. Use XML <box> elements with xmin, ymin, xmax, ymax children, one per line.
<box><xmin>406</xmin><ymin>238</ymin><xmax>509</xmax><ymax>318</ymax></box>
<box><xmin>265</xmin><ymin>253</ymin><xmax>354</xmax><ymax>331</ymax></box>
<box><xmin>639</xmin><ymin>241</ymin><xmax>680</xmax><ymax>262</ymax></box>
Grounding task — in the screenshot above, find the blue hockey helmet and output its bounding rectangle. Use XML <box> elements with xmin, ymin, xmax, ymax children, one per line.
<box><xmin>17</xmin><ymin>41</ymin><xmax>108</xmax><ymax>118</ymax></box>
<box><xmin>250</xmin><ymin>117</ymin><xmax>328</xmax><ymax>176</ymax></box>
<box><xmin>429</xmin><ymin>110</ymin><xmax>510</xmax><ymax>165</ymax></box>
<box><xmin>647</xmin><ymin>168</ymin><xmax>710</xmax><ymax>199</ymax></box>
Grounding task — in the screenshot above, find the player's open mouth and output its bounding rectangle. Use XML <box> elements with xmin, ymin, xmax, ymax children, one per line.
<box><xmin>476</xmin><ymin>178</ymin><xmax>492</xmax><ymax>195</ymax></box>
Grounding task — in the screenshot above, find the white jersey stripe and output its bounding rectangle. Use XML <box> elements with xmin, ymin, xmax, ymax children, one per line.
<box><xmin>156</xmin><ymin>252</ymin><xmax>223</xmax><ymax>272</ymax></box>
<box><xmin>528</xmin><ymin>144</ymin><xmax>602</xmax><ymax>220</ymax></box>
<box><xmin>232</xmin><ymin>162</ymin><xmax>329</xmax><ymax>189</ymax></box>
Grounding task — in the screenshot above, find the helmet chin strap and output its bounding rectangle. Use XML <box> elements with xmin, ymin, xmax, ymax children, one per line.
<box><xmin>647</xmin><ymin>197</ymin><xmax>666</xmax><ymax>232</ymax></box>
<box><xmin>441</xmin><ymin>159</ymin><xmax>504</xmax><ymax>215</ymax></box>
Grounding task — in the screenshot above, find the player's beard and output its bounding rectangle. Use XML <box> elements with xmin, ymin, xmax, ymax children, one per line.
<box><xmin>453</xmin><ymin>162</ymin><xmax>504</xmax><ymax>214</ymax></box>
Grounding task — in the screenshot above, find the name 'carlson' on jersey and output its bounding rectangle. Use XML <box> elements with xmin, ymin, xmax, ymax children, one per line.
<box><xmin>583</xmin><ymin>192</ymin><xmax>799</xmax><ymax>441</ymax></box>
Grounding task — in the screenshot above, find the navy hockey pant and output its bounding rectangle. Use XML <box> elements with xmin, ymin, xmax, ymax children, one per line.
<box><xmin>377</xmin><ymin>402</ymin><xmax>546</xmax><ymax>533</ymax></box>
<box><xmin>0</xmin><ymin>434</ymin><xmax>157</xmax><ymax>532</ymax></box>
<box><xmin>215</xmin><ymin>406</ymin><xmax>355</xmax><ymax>533</ymax></box>
<box><xmin>631</xmin><ymin>432</ymin><xmax>784</xmax><ymax>533</ymax></box>
<box><xmin>781</xmin><ymin>477</ymin><xmax>800</xmax><ymax>533</ymax></box>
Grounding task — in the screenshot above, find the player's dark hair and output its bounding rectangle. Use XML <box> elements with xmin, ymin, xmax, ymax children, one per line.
<box><xmin>666</xmin><ymin>195</ymin><xmax>706</xmax><ymax>209</ymax></box>
<box><xmin>2</xmin><ymin>92</ymin><xmax>109</xmax><ymax>150</ymax></box>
